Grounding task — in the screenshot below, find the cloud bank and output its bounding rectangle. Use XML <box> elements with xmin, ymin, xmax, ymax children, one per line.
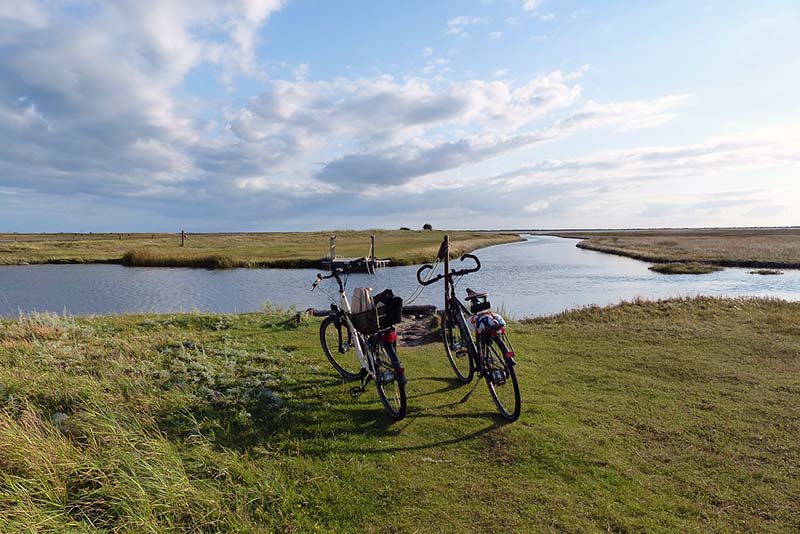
<box><xmin>1</xmin><ymin>2</ymin><xmax>796</xmax><ymax>231</ymax></box>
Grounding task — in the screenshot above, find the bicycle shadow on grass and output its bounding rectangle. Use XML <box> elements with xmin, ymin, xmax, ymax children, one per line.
<box><xmin>320</xmin><ymin>410</ymin><xmax>503</xmax><ymax>456</ymax></box>
<box><xmin>405</xmin><ymin>375</ymin><xmax>465</xmax><ymax>399</ymax></box>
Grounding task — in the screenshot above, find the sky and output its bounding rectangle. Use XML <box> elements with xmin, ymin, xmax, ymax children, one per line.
<box><xmin>0</xmin><ymin>0</ymin><xmax>798</xmax><ymax>232</ymax></box>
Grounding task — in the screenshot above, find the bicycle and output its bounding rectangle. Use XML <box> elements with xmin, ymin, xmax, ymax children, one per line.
<box><xmin>416</xmin><ymin>240</ymin><xmax>520</xmax><ymax>421</ymax></box>
<box><xmin>312</xmin><ymin>269</ymin><xmax>407</xmax><ymax>420</ymax></box>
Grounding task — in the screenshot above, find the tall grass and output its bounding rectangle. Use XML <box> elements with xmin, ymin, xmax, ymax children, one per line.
<box><xmin>557</xmin><ymin>228</ymin><xmax>800</xmax><ymax>269</ymax></box>
<box><xmin>0</xmin><ymin>230</ymin><xmax>522</xmax><ymax>268</ymax></box>
<box><xmin>121</xmin><ymin>250</ymin><xmax>245</xmax><ymax>269</ymax></box>
<box><xmin>648</xmin><ymin>262</ymin><xmax>723</xmax><ymax>274</ymax></box>
<box><xmin>2</xmin><ymin>298</ymin><xmax>797</xmax><ymax>531</ymax></box>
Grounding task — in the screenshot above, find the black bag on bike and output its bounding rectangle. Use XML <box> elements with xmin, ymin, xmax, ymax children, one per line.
<box><xmin>373</xmin><ymin>289</ymin><xmax>404</xmax><ymax>327</ymax></box>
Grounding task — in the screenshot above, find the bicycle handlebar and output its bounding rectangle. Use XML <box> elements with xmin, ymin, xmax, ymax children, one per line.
<box><xmin>415</xmin><ymin>263</ymin><xmax>439</xmax><ymax>286</ymax></box>
<box><xmin>415</xmin><ymin>254</ymin><xmax>481</xmax><ymax>286</ymax></box>
<box><xmin>311</xmin><ymin>268</ymin><xmax>345</xmax><ymax>291</ymax></box>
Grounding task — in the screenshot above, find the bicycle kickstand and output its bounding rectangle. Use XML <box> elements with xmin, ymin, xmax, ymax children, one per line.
<box><xmin>349</xmin><ymin>372</ymin><xmax>372</xmax><ymax>398</ymax></box>
<box><xmin>459</xmin><ymin>377</ymin><xmax>482</xmax><ymax>404</ymax></box>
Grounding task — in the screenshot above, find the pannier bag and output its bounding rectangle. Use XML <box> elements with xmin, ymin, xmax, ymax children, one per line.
<box><xmin>471</xmin><ymin>312</ymin><xmax>506</xmax><ymax>334</ymax></box>
<box><xmin>350</xmin><ymin>288</ymin><xmax>403</xmax><ymax>334</ymax></box>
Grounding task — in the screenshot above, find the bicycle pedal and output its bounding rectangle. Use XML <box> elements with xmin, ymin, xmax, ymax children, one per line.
<box><xmin>455</xmin><ymin>348</ymin><xmax>468</xmax><ymax>359</ymax></box>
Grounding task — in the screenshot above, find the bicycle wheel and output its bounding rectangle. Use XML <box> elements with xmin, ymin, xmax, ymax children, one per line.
<box><xmin>374</xmin><ymin>342</ymin><xmax>407</xmax><ymax>420</ymax></box>
<box><xmin>483</xmin><ymin>336</ymin><xmax>521</xmax><ymax>422</ymax></box>
<box><xmin>441</xmin><ymin>306</ymin><xmax>475</xmax><ymax>383</ymax></box>
<box><xmin>320</xmin><ymin>315</ymin><xmax>361</xmax><ymax>380</ymax></box>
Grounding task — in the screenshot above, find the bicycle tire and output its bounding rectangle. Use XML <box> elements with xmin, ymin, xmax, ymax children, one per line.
<box><xmin>374</xmin><ymin>342</ymin><xmax>407</xmax><ymax>420</ymax></box>
<box><xmin>483</xmin><ymin>336</ymin><xmax>521</xmax><ymax>422</ymax></box>
<box><xmin>441</xmin><ymin>305</ymin><xmax>475</xmax><ymax>383</ymax></box>
<box><xmin>319</xmin><ymin>315</ymin><xmax>361</xmax><ymax>380</ymax></box>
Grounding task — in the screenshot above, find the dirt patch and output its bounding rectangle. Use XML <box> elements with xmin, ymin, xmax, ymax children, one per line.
<box><xmin>395</xmin><ymin>314</ymin><xmax>440</xmax><ymax>347</ymax></box>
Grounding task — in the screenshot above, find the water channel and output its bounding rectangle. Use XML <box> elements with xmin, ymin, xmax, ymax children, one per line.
<box><xmin>1</xmin><ymin>235</ymin><xmax>798</xmax><ymax>318</ymax></box>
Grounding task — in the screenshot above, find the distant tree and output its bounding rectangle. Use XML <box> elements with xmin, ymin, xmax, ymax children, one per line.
<box><xmin>400</xmin><ymin>227</ymin><xmax>411</xmax><ymax>231</ymax></box>
<box><xmin>422</xmin><ymin>223</ymin><xmax>433</xmax><ymax>231</ymax></box>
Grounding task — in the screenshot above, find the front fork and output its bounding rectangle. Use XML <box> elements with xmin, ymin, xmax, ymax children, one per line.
<box><xmin>333</xmin><ymin>309</ymin><xmax>369</xmax><ymax>372</ymax></box>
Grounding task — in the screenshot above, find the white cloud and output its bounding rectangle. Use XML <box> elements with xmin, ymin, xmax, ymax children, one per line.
<box><xmin>445</xmin><ymin>15</ymin><xmax>491</xmax><ymax>37</ymax></box>
<box><xmin>0</xmin><ymin>0</ymin><xmax>286</xmax><ymax>200</ymax></box>
<box><xmin>489</xmin><ymin>31</ymin><xmax>504</xmax><ymax>39</ymax></box>
<box><xmin>522</xmin><ymin>0</ymin><xmax>543</xmax><ymax>12</ymax></box>
<box><xmin>525</xmin><ymin>199</ymin><xmax>550</xmax><ymax>212</ymax></box>
<box><xmin>492</xmin><ymin>125</ymin><xmax>800</xmax><ymax>191</ymax></box>
<box><xmin>230</xmin><ymin>69</ymin><xmax>587</xmax><ymax>160</ymax></box>
<box><xmin>313</xmin><ymin>94</ymin><xmax>688</xmax><ymax>187</ymax></box>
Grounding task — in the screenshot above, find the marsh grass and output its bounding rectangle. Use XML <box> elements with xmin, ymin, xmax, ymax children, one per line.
<box><xmin>1</xmin><ymin>230</ymin><xmax>521</xmax><ymax>269</ymax></box>
<box><xmin>121</xmin><ymin>250</ymin><xmax>245</xmax><ymax>269</ymax></box>
<box><xmin>1</xmin><ymin>297</ymin><xmax>798</xmax><ymax>531</ymax></box>
<box><xmin>649</xmin><ymin>262</ymin><xmax>724</xmax><ymax>275</ymax></box>
<box><xmin>556</xmin><ymin>228</ymin><xmax>800</xmax><ymax>269</ymax></box>
<box><xmin>749</xmin><ymin>269</ymin><xmax>784</xmax><ymax>275</ymax></box>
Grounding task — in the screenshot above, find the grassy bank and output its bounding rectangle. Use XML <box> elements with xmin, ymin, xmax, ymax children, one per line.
<box><xmin>1</xmin><ymin>298</ymin><xmax>798</xmax><ymax>532</ymax></box>
<box><xmin>648</xmin><ymin>262</ymin><xmax>724</xmax><ymax>275</ymax></box>
<box><xmin>552</xmin><ymin>228</ymin><xmax>800</xmax><ymax>269</ymax></box>
<box><xmin>0</xmin><ymin>230</ymin><xmax>521</xmax><ymax>269</ymax></box>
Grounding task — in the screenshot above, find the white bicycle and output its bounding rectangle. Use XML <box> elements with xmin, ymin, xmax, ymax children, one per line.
<box><xmin>312</xmin><ymin>269</ymin><xmax>407</xmax><ymax>420</ymax></box>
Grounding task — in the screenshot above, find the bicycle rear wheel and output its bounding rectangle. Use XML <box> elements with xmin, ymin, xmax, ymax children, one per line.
<box><xmin>320</xmin><ymin>315</ymin><xmax>361</xmax><ymax>380</ymax></box>
<box><xmin>374</xmin><ymin>342</ymin><xmax>407</xmax><ymax>420</ymax></box>
<box><xmin>483</xmin><ymin>336</ymin><xmax>521</xmax><ymax>422</ymax></box>
<box><xmin>441</xmin><ymin>306</ymin><xmax>475</xmax><ymax>383</ymax></box>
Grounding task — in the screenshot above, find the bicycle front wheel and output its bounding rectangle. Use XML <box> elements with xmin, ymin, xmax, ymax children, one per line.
<box><xmin>374</xmin><ymin>342</ymin><xmax>407</xmax><ymax>420</ymax></box>
<box><xmin>483</xmin><ymin>336</ymin><xmax>521</xmax><ymax>422</ymax></box>
<box><xmin>442</xmin><ymin>307</ymin><xmax>475</xmax><ymax>383</ymax></box>
<box><xmin>320</xmin><ymin>315</ymin><xmax>361</xmax><ymax>380</ymax></box>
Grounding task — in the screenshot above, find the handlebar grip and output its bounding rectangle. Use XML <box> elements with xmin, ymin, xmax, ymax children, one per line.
<box><xmin>459</xmin><ymin>253</ymin><xmax>481</xmax><ymax>273</ymax></box>
<box><xmin>416</xmin><ymin>263</ymin><xmax>434</xmax><ymax>285</ymax></box>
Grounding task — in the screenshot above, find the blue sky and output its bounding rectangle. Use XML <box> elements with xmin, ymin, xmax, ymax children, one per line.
<box><xmin>0</xmin><ymin>0</ymin><xmax>798</xmax><ymax>231</ymax></box>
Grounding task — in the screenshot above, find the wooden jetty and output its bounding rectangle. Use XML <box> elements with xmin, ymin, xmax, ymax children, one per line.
<box><xmin>321</xmin><ymin>235</ymin><xmax>390</xmax><ymax>273</ymax></box>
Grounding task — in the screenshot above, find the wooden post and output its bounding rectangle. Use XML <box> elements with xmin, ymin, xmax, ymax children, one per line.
<box><xmin>181</xmin><ymin>230</ymin><xmax>186</xmax><ymax>247</ymax></box>
<box><xmin>329</xmin><ymin>235</ymin><xmax>336</xmax><ymax>259</ymax></box>
<box><xmin>370</xmin><ymin>234</ymin><xmax>376</xmax><ymax>262</ymax></box>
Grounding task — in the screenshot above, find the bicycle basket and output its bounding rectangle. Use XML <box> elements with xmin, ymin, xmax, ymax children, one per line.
<box><xmin>350</xmin><ymin>308</ymin><xmax>380</xmax><ymax>334</ymax></box>
<box><xmin>351</xmin><ymin>290</ymin><xmax>404</xmax><ymax>334</ymax></box>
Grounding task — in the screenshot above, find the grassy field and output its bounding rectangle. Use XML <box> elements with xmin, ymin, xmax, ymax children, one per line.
<box><xmin>1</xmin><ymin>298</ymin><xmax>798</xmax><ymax>532</ymax></box>
<box><xmin>552</xmin><ymin>228</ymin><xmax>800</xmax><ymax>269</ymax></box>
<box><xmin>0</xmin><ymin>230</ymin><xmax>521</xmax><ymax>268</ymax></box>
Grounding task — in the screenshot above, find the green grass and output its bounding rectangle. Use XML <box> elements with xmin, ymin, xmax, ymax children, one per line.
<box><xmin>0</xmin><ymin>230</ymin><xmax>521</xmax><ymax>268</ymax></box>
<box><xmin>552</xmin><ymin>228</ymin><xmax>800</xmax><ymax>269</ymax></box>
<box><xmin>1</xmin><ymin>297</ymin><xmax>798</xmax><ymax>532</ymax></box>
<box><xmin>120</xmin><ymin>250</ymin><xmax>245</xmax><ymax>269</ymax></box>
<box><xmin>648</xmin><ymin>262</ymin><xmax>724</xmax><ymax>275</ymax></box>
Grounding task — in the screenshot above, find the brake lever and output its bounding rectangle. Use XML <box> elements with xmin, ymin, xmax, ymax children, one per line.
<box><xmin>311</xmin><ymin>273</ymin><xmax>323</xmax><ymax>291</ymax></box>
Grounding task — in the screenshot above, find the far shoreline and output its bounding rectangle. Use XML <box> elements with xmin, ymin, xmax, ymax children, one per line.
<box><xmin>0</xmin><ymin>230</ymin><xmax>523</xmax><ymax>270</ymax></box>
<box><xmin>541</xmin><ymin>228</ymin><xmax>800</xmax><ymax>271</ymax></box>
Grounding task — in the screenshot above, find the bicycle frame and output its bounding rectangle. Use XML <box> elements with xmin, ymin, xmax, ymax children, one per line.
<box><xmin>336</xmin><ymin>288</ymin><xmax>370</xmax><ymax>367</ymax></box>
<box><xmin>445</xmin><ymin>284</ymin><xmax>479</xmax><ymax>361</ymax></box>
<box><xmin>316</xmin><ymin>271</ymin><xmax>392</xmax><ymax>382</ymax></box>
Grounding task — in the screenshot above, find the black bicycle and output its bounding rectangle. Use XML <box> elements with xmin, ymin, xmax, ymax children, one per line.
<box><xmin>312</xmin><ymin>269</ymin><xmax>407</xmax><ymax>420</ymax></box>
<box><xmin>416</xmin><ymin>238</ymin><xmax>520</xmax><ymax>421</ymax></box>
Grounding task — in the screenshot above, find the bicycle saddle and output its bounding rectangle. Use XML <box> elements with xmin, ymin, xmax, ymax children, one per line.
<box><xmin>465</xmin><ymin>288</ymin><xmax>488</xmax><ymax>301</ymax></box>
